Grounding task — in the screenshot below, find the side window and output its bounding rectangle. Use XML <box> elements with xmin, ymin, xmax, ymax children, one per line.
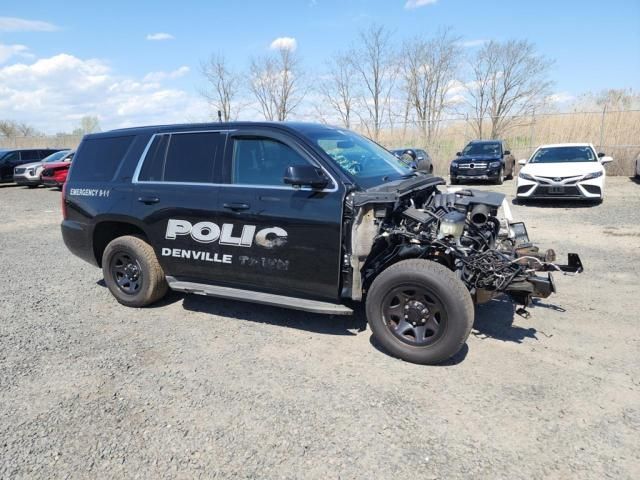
<box><xmin>163</xmin><ymin>132</ymin><xmax>221</xmax><ymax>183</ymax></box>
<box><xmin>2</xmin><ymin>152</ymin><xmax>18</xmax><ymax>165</ymax></box>
<box><xmin>72</xmin><ymin>135</ymin><xmax>135</xmax><ymax>182</ymax></box>
<box><xmin>232</xmin><ymin>137</ymin><xmax>309</xmax><ymax>186</ymax></box>
<box><xmin>20</xmin><ymin>150</ymin><xmax>40</xmax><ymax>162</ymax></box>
<box><xmin>138</xmin><ymin>135</ymin><xmax>169</xmax><ymax>182</ymax></box>
<box><xmin>138</xmin><ymin>132</ymin><xmax>223</xmax><ymax>183</ymax></box>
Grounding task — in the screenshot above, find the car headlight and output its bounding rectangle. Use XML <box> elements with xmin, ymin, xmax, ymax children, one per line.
<box><xmin>450</xmin><ymin>163</ymin><xmax>458</xmax><ymax>170</ymax></box>
<box><xmin>582</xmin><ymin>170</ymin><xmax>603</xmax><ymax>180</ymax></box>
<box><xmin>489</xmin><ymin>161</ymin><xmax>501</xmax><ymax>168</ymax></box>
<box><xmin>518</xmin><ymin>172</ymin><xmax>536</xmax><ymax>181</ymax></box>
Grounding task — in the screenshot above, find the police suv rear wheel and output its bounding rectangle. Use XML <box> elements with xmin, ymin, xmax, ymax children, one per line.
<box><xmin>102</xmin><ymin>235</ymin><xmax>168</xmax><ymax>307</ymax></box>
<box><xmin>366</xmin><ymin>259</ymin><xmax>474</xmax><ymax>365</ymax></box>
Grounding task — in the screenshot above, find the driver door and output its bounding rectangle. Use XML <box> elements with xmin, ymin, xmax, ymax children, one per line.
<box><xmin>216</xmin><ymin>129</ymin><xmax>346</xmax><ymax>302</ymax></box>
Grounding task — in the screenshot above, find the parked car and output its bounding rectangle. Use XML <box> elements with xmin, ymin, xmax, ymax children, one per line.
<box><xmin>60</xmin><ymin>122</ymin><xmax>582</xmax><ymax>364</ymax></box>
<box><xmin>14</xmin><ymin>150</ymin><xmax>74</xmax><ymax>187</ymax></box>
<box><xmin>516</xmin><ymin>143</ymin><xmax>612</xmax><ymax>202</ymax></box>
<box><xmin>391</xmin><ymin>148</ymin><xmax>434</xmax><ymax>173</ymax></box>
<box><xmin>0</xmin><ymin>148</ymin><xmax>64</xmax><ymax>183</ymax></box>
<box><xmin>41</xmin><ymin>158</ymin><xmax>74</xmax><ymax>188</ymax></box>
<box><xmin>449</xmin><ymin>140</ymin><xmax>516</xmax><ymax>185</ymax></box>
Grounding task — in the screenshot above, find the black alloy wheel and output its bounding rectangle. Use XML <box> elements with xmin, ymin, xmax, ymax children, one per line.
<box><xmin>109</xmin><ymin>251</ymin><xmax>143</xmax><ymax>295</ymax></box>
<box><xmin>381</xmin><ymin>284</ymin><xmax>447</xmax><ymax>346</ymax></box>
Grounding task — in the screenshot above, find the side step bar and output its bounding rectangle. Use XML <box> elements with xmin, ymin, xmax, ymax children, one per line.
<box><xmin>166</xmin><ymin>276</ymin><xmax>353</xmax><ymax>315</ymax></box>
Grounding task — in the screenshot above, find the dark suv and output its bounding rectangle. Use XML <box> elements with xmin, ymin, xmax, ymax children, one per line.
<box><xmin>450</xmin><ymin>140</ymin><xmax>516</xmax><ymax>185</ymax></box>
<box><xmin>0</xmin><ymin>148</ymin><xmax>63</xmax><ymax>183</ymax></box>
<box><xmin>61</xmin><ymin>123</ymin><xmax>581</xmax><ymax>364</ymax></box>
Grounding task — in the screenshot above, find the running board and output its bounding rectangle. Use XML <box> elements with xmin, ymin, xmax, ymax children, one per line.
<box><xmin>166</xmin><ymin>277</ymin><xmax>353</xmax><ymax>315</ymax></box>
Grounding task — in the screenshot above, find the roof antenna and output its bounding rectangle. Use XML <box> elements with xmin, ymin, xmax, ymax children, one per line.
<box><xmin>217</xmin><ymin>110</ymin><xmax>222</xmax><ymax>123</ymax></box>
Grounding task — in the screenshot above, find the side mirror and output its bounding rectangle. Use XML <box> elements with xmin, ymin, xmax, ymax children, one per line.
<box><xmin>503</xmin><ymin>150</ymin><xmax>511</xmax><ymax>156</ymax></box>
<box><xmin>597</xmin><ymin>152</ymin><xmax>605</xmax><ymax>158</ymax></box>
<box><xmin>455</xmin><ymin>152</ymin><xmax>461</xmax><ymax>157</ymax></box>
<box><xmin>518</xmin><ymin>159</ymin><xmax>527</xmax><ymax>166</ymax></box>
<box><xmin>600</xmin><ymin>156</ymin><xmax>613</xmax><ymax>164</ymax></box>
<box><xmin>283</xmin><ymin>165</ymin><xmax>329</xmax><ymax>189</ymax></box>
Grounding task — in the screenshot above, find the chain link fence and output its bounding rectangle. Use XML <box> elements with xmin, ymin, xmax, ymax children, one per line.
<box><xmin>1</xmin><ymin>110</ymin><xmax>638</xmax><ymax>176</ymax></box>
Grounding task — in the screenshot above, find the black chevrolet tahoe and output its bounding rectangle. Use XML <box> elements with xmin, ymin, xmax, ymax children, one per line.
<box><xmin>61</xmin><ymin>122</ymin><xmax>582</xmax><ymax>364</ymax></box>
<box><xmin>450</xmin><ymin>140</ymin><xmax>516</xmax><ymax>185</ymax></box>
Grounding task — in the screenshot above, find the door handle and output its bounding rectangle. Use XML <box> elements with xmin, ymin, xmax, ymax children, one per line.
<box><xmin>223</xmin><ymin>202</ymin><xmax>250</xmax><ymax>211</ymax></box>
<box><xmin>137</xmin><ymin>196</ymin><xmax>160</xmax><ymax>205</ymax></box>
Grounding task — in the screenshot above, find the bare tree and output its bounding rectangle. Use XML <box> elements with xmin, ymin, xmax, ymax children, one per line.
<box><xmin>249</xmin><ymin>46</ymin><xmax>305</xmax><ymax>121</ymax></box>
<box><xmin>72</xmin><ymin>115</ymin><xmax>101</xmax><ymax>135</ymax></box>
<box><xmin>350</xmin><ymin>24</ymin><xmax>397</xmax><ymax>140</ymax></box>
<box><xmin>317</xmin><ymin>53</ymin><xmax>356</xmax><ymax>128</ymax></box>
<box><xmin>200</xmin><ymin>53</ymin><xmax>241</xmax><ymax>121</ymax></box>
<box><xmin>466</xmin><ymin>40</ymin><xmax>553</xmax><ymax>138</ymax></box>
<box><xmin>0</xmin><ymin>120</ymin><xmax>18</xmax><ymax>138</ymax></box>
<box><xmin>401</xmin><ymin>28</ymin><xmax>462</xmax><ymax>144</ymax></box>
<box><xmin>0</xmin><ymin>120</ymin><xmax>40</xmax><ymax>137</ymax></box>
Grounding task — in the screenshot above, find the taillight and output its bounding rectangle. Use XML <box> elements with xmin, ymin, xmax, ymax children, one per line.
<box><xmin>61</xmin><ymin>182</ymin><xmax>68</xmax><ymax>220</ymax></box>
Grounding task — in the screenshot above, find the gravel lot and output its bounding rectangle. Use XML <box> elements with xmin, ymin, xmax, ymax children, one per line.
<box><xmin>1</xmin><ymin>178</ymin><xmax>639</xmax><ymax>479</ymax></box>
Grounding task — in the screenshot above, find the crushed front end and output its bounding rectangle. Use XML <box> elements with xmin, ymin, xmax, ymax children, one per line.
<box><xmin>344</xmin><ymin>175</ymin><xmax>583</xmax><ymax>307</ymax></box>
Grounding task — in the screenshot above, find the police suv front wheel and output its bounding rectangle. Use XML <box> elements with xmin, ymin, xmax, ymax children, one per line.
<box><xmin>366</xmin><ymin>259</ymin><xmax>474</xmax><ymax>365</ymax></box>
<box><xmin>102</xmin><ymin>235</ymin><xmax>168</xmax><ymax>307</ymax></box>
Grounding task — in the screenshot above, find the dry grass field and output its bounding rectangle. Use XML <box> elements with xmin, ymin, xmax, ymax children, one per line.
<box><xmin>2</xmin><ymin>110</ymin><xmax>639</xmax><ymax>176</ymax></box>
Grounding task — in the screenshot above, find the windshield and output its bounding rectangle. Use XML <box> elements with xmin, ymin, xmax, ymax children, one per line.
<box><xmin>462</xmin><ymin>143</ymin><xmax>501</xmax><ymax>156</ymax></box>
<box><xmin>304</xmin><ymin>129</ymin><xmax>412</xmax><ymax>187</ymax></box>
<box><xmin>529</xmin><ymin>146</ymin><xmax>596</xmax><ymax>164</ymax></box>
<box><xmin>43</xmin><ymin>150</ymin><xmax>72</xmax><ymax>163</ymax></box>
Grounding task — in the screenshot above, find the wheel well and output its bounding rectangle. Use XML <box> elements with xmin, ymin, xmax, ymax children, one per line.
<box><xmin>93</xmin><ymin>221</ymin><xmax>147</xmax><ymax>267</ymax></box>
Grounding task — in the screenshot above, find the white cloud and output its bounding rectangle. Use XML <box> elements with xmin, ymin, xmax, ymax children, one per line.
<box><xmin>548</xmin><ymin>92</ymin><xmax>575</xmax><ymax>104</ymax></box>
<box><xmin>0</xmin><ymin>53</ymin><xmax>206</xmax><ymax>133</ymax></box>
<box><xmin>146</xmin><ymin>32</ymin><xmax>175</xmax><ymax>41</ymax></box>
<box><xmin>0</xmin><ymin>16</ymin><xmax>59</xmax><ymax>32</ymax></box>
<box><xmin>0</xmin><ymin>44</ymin><xmax>34</xmax><ymax>64</ymax></box>
<box><xmin>143</xmin><ymin>66</ymin><xmax>190</xmax><ymax>82</ymax></box>
<box><xmin>270</xmin><ymin>37</ymin><xmax>297</xmax><ymax>51</ymax></box>
<box><xmin>404</xmin><ymin>0</ymin><xmax>438</xmax><ymax>9</ymax></box>
<box><xmin>459</xmin><ymin>39</ymin><xmax>486</xmax><ymax>48</ymax></box>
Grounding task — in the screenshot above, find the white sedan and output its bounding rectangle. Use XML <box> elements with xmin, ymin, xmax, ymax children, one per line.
<box><xmin>516</xmin><ymin>143</ymin><xmax>612</xmax><ymax>202</ymax></box>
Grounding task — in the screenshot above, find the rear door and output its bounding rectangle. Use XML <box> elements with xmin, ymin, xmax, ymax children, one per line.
<box><xmin>132</xmin><ymin>130</ymin><xmax>228</xmax><ymax>282</ymax></box>
<box><xmin>215</xmin><ymin>128</ymin><xmax>345</xmax><ymax>302</ymax></box>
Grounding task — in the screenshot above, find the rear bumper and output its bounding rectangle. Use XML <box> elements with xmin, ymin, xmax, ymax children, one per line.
<box><xmin>61</xmin><ymin>220</ymin><xmax>98</xmax><ymax>266</ymax></box>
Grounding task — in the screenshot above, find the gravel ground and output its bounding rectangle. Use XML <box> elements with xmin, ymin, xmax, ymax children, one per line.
<box><xmin>1</xmin><ymin>178</ymin><xmax>639</xmax><ymax>479</ymax></box>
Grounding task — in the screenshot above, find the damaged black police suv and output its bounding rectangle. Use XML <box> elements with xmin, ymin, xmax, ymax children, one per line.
<box><xmin>61</xmin><ymin>122</ymin><xmax>583</xmax><ymax>364</ymax></box>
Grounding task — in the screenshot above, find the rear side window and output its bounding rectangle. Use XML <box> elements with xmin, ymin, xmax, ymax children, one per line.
<box><xmin>72</xmin><ymin>136</ymin><xmax>135</xmax><ymax>182</ymax></box>
<box><xmin>137</xmin><ymin>132</ymin><xmax>223</xmax><ymax>184</ymax></box>
<box><xmin>20</xmin><ymin>150</ymin><xmax>40</xmax><ymax>161</ymax></box>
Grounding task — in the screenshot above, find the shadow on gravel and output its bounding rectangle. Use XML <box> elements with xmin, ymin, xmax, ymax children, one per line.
<box><xmin>512</xmin><ymin>198</ymin><xmax>600</xmax><ymax>208</ymax></box>
<box><xmin>368</xmin><ymin>335</ymin><xmax>470</xmax><ymax>366</ymax></box>
<box><xmin>182</xmin><ymin>294</ymin><xmax>368</xmax><ymax>336</ymax></box>
<box><xmin>472</xmin><ymin>296</ymin><xmax>539</xmax><ymax>343</ymax></box>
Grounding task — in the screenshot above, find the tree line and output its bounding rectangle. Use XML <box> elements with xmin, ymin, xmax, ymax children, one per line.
<box><xmin>200</xmin><ymin>24</ymin><xmax>557</xmax><ymax>141</ymax></box>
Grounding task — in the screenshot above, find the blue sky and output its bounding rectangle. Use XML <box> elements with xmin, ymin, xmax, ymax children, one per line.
<box><xmin>1</xmin><ymin>0</ymin><xmax>639</xmax><ymax>132</ymax></box>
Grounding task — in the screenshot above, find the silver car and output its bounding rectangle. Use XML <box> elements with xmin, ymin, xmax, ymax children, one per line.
<box><xmin>13</xmin><ymin>150</ymin><xmax>74</xmax><ymax>187</ymax></box>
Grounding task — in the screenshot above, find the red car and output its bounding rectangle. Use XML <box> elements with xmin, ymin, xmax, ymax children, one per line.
<box><xmin>41</xmin><ymin>161</ymin><xmax>71</xmax><ymax>188</ymax></box>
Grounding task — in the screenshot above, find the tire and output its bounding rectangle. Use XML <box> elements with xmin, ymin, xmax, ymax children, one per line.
<box><xmin>27</xmin><ymin>185</ymin><xmax>37</xmax><ymax>189</ymax></box>
<box><xmin>450</xmin><ymin>176</ymin><xmax>458</xmax><ymax>185</ymax></box>
<box><xmin>494</xmin><ymin>168</ymin><xmax>504</xmax><ymax>185</ymax></box>
<box><xmin>505</xmin><ymin>161</ymin><xmax>515</xmax><ymax>180</ymax></box>
<box><xmin>102</xmin><ymin>235</ymin><xmax>168</xmax><ymax>307</ymax></box>
<box><xmin>366</xmin><ymin>259</ymin><xmax>474</xmax><ymax>365</ymax></box>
